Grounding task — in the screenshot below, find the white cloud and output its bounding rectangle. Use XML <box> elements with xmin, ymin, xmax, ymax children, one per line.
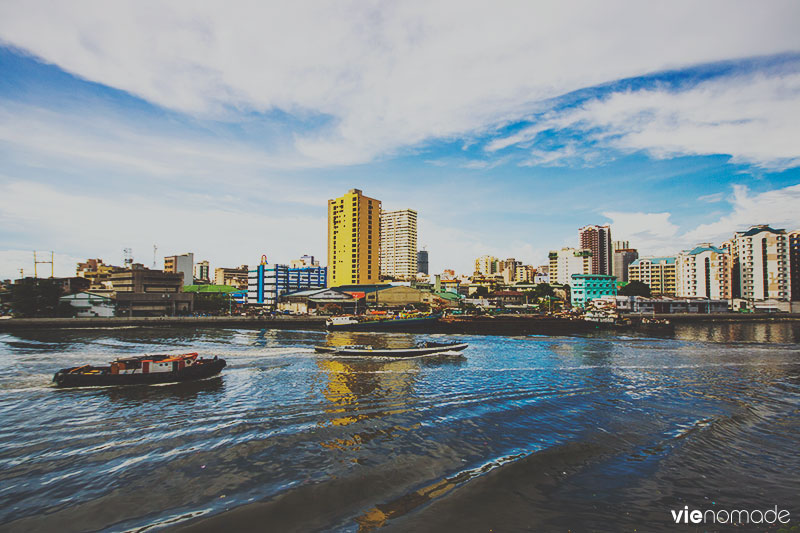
<box><xmin>0</xmin><ymin>181</ymin><xmax>326</xmax><ymax>279</ymax></box>
<box><xmin>491</xmin><ymin>71</ymin><xmax>800</xmax><ymax>170</ymax></box>
<box><xmin>1</xmin><ymin>1</ymin><xmax>798</xmax><ymax>165</ymax></box>
<box><xmin>604</xmin><ymin>183</ymin><xmax>800</xmax><ymax>257</ymax></box>
<box><xmin>683</xmin><ymin>184</ymin><xmax>800</xmax><ymax>243</ymax></box>
<box><xmin>602</xmin><ymin>211</ymin><xmax>682</xmax><ymax>256</ymax></box>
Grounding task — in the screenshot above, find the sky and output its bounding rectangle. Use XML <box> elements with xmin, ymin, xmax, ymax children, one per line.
<box><xmin>1</xmin><ymin>1</ymin><xmax>799</xmax><ymax>279</ymax></box>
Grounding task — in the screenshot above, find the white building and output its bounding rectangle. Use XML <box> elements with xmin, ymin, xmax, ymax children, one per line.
<box><xmin>194</xmin><ymin>260</ymin><xmax>210</xmax><ymax>283</ymax></box>
<box><xmin>164</xmin><ymin>253</ymin><xmax>193</xmax><ymax>286</ymax></box>
<box><xmin>548</xmin><ymin>247</ymin><xmax>592</xmax><ymax>285</ymax></box>
<box><xmin>380</xmin><ymin>209</ymin><xmax>418</xmax><ymax>280</ymax></box>
<box><xmin>730</xmin><ymin>225</ymin><xmax>791</xmax><ymax>301</ymax></box>
<box><xmin>60</xmin><ymin>292</ymin><xmax>116</xmax><ymax>317</ymax></box>
<box><xmin>676</xmin><ymin>244</ymin><xmax>730</xmax><ymax>300</ymax></box>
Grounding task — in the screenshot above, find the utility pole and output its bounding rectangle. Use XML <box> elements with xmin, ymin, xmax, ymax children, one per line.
<box><xmin>153</xmin><ymin>244</ymin><xmax>158</xmax><ymax>269</ymax></box>
<box><xmin>33</xmin><ymin>251</ymin><xmax>54</xmax><ymax>278</ymax></box>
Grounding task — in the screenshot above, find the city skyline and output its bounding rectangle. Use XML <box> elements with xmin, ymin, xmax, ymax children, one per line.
<box><xmin>1</xmin><ymin>3</ymin><xmax>800</xmax><ymax>279</ymax></box>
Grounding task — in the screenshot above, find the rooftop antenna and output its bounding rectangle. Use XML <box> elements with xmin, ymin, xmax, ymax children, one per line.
<box><xmin>153</xmin><ymin>244</ymin><xmax>158</xmax><ymax>269</ymax></box>
<box><xmin>33</xmin><ymin>251</ymin><xmax>54</xmax><ymax>278</ymax></box>
<box><xmin>123</xmin><ymin>248</ymin><xmax>133</xmax><ymax>268</ymax></box>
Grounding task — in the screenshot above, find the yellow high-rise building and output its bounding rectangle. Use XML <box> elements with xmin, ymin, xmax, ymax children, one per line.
<box><xmin>328</xmin><ymin>189</ymin><xmax>381</xmax><ymax>287</ymax></box>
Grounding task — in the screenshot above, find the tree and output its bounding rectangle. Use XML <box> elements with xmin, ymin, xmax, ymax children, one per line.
<box><xmin>534</xmin><ymin>283</ymin><xmax>554</xmax><ymax>298</ymax></box>
<box><xmin>618</xmin><ymin>281</ymin><xmax>651</xmax><ymax>297</ymax></box>
<box><xmin>10</xmin><ymin>278</ymin><xmax>63</xmax><ymax>317</ymax></box>
<box><xmin>472</xmin><ymin>286</ymin><xmax>489</xmax><ymax>298</ymax></box>
<box><xmin>194</xmin><ymin>293</ymin><xmax>229</xmax><ymax>314</ymax></box>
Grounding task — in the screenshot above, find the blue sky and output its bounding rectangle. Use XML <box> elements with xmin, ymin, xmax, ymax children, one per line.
<box><xmin>1</xmin><ymin>2</ymin><xmax>799</xmax><ymax>279</ymax></box>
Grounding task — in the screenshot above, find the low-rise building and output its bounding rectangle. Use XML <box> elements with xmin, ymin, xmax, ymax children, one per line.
<box><xmin>278</xmin><ymin>288</ymin><xmax>357</xmax><ymax>314</ymax></box>
<box><xmin>110</xmin><ymin>268</ymin><xmax>183</xmax><ymax>293</ymax></box>
<box><xmin>60</xmin><ymin>291</ymin><xmax>116</xmax><ymax>317</ymax></box>
<box><xmin>570</xmin><ymin>274</ymin><xmax>617</xmax><ymax>308</ymax></box>
<box><xmin>615</xmin><ymin>296</ymin><xmax>729</xmax><ymax>314</ymax></box>
<box><xmin>248</xmin><ymin>262</ymin><xmax>327</xmax><ymax>307</ymax></box>
<box><xmin>628</xmin><ymin>257</ymin><xmax>676</xmax><ymax>296</ymax></box>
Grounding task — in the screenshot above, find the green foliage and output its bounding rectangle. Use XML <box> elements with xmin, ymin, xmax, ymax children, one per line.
<box><xmin>10</xmin><ymin>278</ymin><xmax>63</xmax><ymax>317</ymax></box>
<box><xmin>618</xmin><ymin>280</ymin><xmax>651</xmax><ymax>297</ymax></box>
<box><xmin>194</xmin><ymin>293</ymin><xmax>230</xmax><ymax>314</ymax></box>
<box><xmin>534</xmin><ymin>283</ymin><xmax>554</xmax><ymax>298</ymax></box>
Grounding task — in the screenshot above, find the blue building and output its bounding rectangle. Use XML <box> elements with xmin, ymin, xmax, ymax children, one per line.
<box><xmin>247</xmin><ymin>262</ymin><xmax>327</xmax><ymax>306</ymax></box>
<box><xmin>570</xmin><ymin>274</ymin><xmax>617</xmax><ymax>308</ymax></box>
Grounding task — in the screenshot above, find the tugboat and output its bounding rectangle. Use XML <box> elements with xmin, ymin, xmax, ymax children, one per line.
<box><xmin>314</xmin><ymin>341</ymin><xmax>468</xmax><ymax>357</ymax></box>
<box><xmin>53</xmin><ymin>353</ymin><xmax>226</xmax><ymax>387</ymax></box>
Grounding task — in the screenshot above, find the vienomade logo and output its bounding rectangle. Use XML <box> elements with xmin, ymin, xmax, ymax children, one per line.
<box><xmin>670</xmin><ymin>505</ymin><xmax>791</xmax><ymax>526</ymax></box>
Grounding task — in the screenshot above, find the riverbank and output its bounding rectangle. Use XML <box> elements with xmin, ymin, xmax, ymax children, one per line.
<box><xmin>2</xmin><ymin>313</ymin><xmax>798</xmax><ymax>334</ymax></box>
<box><xmin>0</xmin><ymin>315</ymin><xmax>328</xmax><ymax>330</ymax></box>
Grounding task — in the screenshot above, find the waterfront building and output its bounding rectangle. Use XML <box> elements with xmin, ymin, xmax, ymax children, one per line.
<box><xmin>380</xmin><ymin>208</ymin><xmax>418</xmax><ymax>280</ymax></box>
<box><xmin>570</xmin><ymin>274</ymin><xmax>617</xmax><ymax>308</ymax></box>
<box><xmin>788</xmin><ymin>230</ymin><xmax>799</xmax><ymax>301</ymax></box>
<box><xmin>248</xmin><ymin>260</ymin><xmax>327</xmax><ymax>307</ymax></box>
<box><xmin>615</xmin><ymin>296</ymin><xmax>729</xmax><ymax>314</ymax></box>
<box><xmin>110</xmin><ymin>267</ymin><xmax>183</xmax><ymax>293</ymax></box>
<box><xmin>613</xmin><ymin>249</ymin><xmax>639</xmax><ymax>283</ymax></box>
<box><xmin>628</xmin><ymin>257</ymin><xmax>677</xmax><ymax>296</ymax></box>
<box><xmin>548</xmin><ymin>248</ymin><xmax>592</xmax><ymax>285</ymax></box>
<box><xmin>328</xmin><ymin>189</ymin><xmax>381</xmax><ymax>287</ymax></box>
<box><xmin>676</xmin><ymin>244</ymin><xmax>730</xmax><ymax>300</ymax></box>
<box><xmin>214</xmin><ymin>266</ymin><xmax>249</xmax><ymax>289</ymax></box>
<box><xmin>417</xmin><ymin>249</ymin><xmax>429</xmax><ymax>275</ymax></box>
<box><xmin>474</xmin><ymin>255</ymin><xmax>499</xmax><ymax>275</ymax></box>
<box><xmin>579</xmin><ymin>225</ymin><xmax>612</xmax><ymax>275</ymax></box>
<box><xmin>194</xmin><ymin>260</ymin><xmax>210</xmax><ymax>283</ymax></box>
<box><xmin>729</xmin><ymin>224</ymin><xmax>791</xmax><ymax>302</ymax></box>
<box><xmin>534</xmin><ymin>271</ymin><xmax>549</xmax><ymax>284</ymax></box>
<box><xmin>59</xmin><ymin>291</ymin><xmax>115</xmax><ymax>317</ymax></box>
<box><xmin>164</xmin><ymin>253</ymin><xmax>193</xmax><ymax>286</ymax></box>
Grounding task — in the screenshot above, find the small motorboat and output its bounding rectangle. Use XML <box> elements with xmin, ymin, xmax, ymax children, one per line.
<box><xmin>314</xmin><ymin>341</ymin><xmax>468</xmax><ymax>357</ymax></box>
<box><xmin>53</xmin><ymin>353</ymin><xmax>226</xmax><ymax>387</ymax></box>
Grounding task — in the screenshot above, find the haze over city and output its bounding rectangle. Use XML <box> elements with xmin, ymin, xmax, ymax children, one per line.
<box><xmin>1</xmin><ymin>1</ymin><xmax>799</xmax><ymax>278</ymax></box>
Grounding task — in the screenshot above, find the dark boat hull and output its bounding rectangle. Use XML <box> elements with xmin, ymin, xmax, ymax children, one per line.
<box><xmin>314</xmin><ymin>343</ymin><xmax>468</xmax><ymax>357</ymax></box>
<box><xmin>327</xmin><ymin>315</ymin><xmax>441</xmax><ymax>332</ymax></box>
<box><xmin>53</xmin><ymin>359</ymin><xmax>226</xmax><ymax>387</ymax></box>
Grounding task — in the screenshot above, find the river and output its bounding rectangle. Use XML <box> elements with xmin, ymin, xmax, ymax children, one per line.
<box><xmin>1</xmin><ymin>324</ymin><xmax>798</xmax><ymax>531</ymax></box>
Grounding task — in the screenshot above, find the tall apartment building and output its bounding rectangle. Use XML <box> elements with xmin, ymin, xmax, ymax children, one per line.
<box><xmin>194</xmin><ymin>260</ymin><xmax>210</xmax><ymax>283</ymax></box>
<box><xmin>548</xmin><ymin>248</ymin><xmax>592</xmax><ymax>285</ymax></box>
<box><xmin>613</xmin><ymin>249</ymin><xmax>638</xmax><ymax>283</ymax></box>
<box><xmin>164</xmin><ymin>253</ymin><xmax>193</xmax><ymax>286</ymax></box>
<box><xmin>611</xmin><ymin>240</ymin><xmax>630</xmax><ymax>277</ymax></box>
<box><xmin>417</xmin><ymin>249</ymin><xmax>429</xmax><ymax>275</ymax></box>
<box><xmin>579</xmin><ymin>225</ymin><xmax>612</xmax><ymax>275</ymax></box>
<box><xmin>474</xmin><ymin>255</ymin><xmax>499</xmax><ymax>275</ymax></box>
<box><xmin>379</xmin><ymin>208</ymin><xmax>418</xmax><ymax>280</ymax></box>
<box><xmin>676</xmin><ymin>245</ymin><xmax>730</xmax><ymax>300</ymax></box>
<box><xmin>328</xmin><ymin>189</ymin><xmax>381</xmax><ymax>287</ymax></box>
<box><xmin>628</xmin><ymin>257</ymin><xmax>676</xmax><ymax>296</ymax></box>
<box><xmin>729</xmin><ymin>225</ymin><xmax>791</xmax><ymax>301</ymax></box>
<box><xmin>790</xmin><ymin>230</ymin><xmax>800</xmax><ymax>301</ymax></box>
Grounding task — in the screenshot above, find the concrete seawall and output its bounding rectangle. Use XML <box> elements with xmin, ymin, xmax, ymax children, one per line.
<box><xmin>0</xmin><ymin>316</ymin><xmax>328</xmax><ymax>330</ymax></box>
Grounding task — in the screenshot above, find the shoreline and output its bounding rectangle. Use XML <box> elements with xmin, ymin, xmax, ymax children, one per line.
<box><xmin>1</xmin><ymin>313</ymin><xmax>798</xmax><ymax>333</ymax></box>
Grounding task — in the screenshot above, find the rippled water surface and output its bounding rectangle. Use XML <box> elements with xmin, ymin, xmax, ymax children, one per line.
<box><xmin>1</xmin><ymin>324</ymin><xmax>799</xmax><ymax>532</ymax></box>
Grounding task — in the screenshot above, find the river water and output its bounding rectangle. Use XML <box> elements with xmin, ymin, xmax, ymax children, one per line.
<box><xmin>0</xmin><ymin>324</ymin><xmax>798</xmax><ymax>532</ymax></box>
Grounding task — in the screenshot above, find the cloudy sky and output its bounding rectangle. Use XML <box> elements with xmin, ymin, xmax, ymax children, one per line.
<box><xmin>1</xmin><ymin>1</ymin><xmax>799</xmax><ymax>279</ymax></box>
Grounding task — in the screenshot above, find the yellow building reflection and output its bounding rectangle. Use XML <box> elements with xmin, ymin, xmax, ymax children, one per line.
<box><xmin>316</xmin><ymin>332</ymin><xmax>421</xmax><ymax>451</ymax></box>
